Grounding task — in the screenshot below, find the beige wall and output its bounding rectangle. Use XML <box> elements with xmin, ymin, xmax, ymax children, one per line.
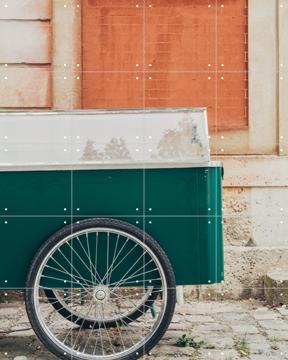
<box><xmin>0</xmin><ymin>0</ymin><xmax>52</xmax><ymax>108</ymax></box>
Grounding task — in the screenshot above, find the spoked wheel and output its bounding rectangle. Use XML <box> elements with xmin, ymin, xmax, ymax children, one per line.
<box><xmin>25</xmin><ymin>218</ymin><xmax>176</xmax><ymax>360</ymax></box>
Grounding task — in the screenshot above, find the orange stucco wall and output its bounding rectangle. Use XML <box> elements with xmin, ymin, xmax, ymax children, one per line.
<box><xmin>82</xmin><ymin>0</ymin><xmax>248</xmax><ymax>129</ymax></box>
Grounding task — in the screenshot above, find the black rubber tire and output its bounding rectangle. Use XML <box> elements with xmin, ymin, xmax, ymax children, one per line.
<box><xmin>43</xmin><ymin>286</ymin><xmax>161</xmax><ymax>329</ymax></box>
<box><xmin>25</xmin><ymin>218</ymin><xmax>176</xmax><ymax>360</ymax></box>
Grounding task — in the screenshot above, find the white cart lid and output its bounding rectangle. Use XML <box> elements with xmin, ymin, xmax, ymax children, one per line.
<box><xmin>0</xmin><ymin>108</ymin><xmax>211</xmax><ymax>169</ymax></box>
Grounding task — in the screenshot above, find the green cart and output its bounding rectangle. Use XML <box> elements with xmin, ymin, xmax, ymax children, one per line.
<box><xmin>0</xmin><ymin>109</ymin><xmax>223</xmax><ymax>360</ymax></box>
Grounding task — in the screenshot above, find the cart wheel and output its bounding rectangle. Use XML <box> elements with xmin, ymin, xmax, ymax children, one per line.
<box><xmin>43</xmin><ymin>285</ymin><xmax>161</xmax><ymax>329</ymax></box>
<box><xmin>25</xmin><ymin>218</ymin><xmax>176</xmax><ymax>360</ymax></box>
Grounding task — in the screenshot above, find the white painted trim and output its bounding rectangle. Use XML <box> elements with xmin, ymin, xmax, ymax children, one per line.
<box><xmin>0</xmin><ymin>161</ymin><xmax>222</xmax><ymax>172</ymax></box>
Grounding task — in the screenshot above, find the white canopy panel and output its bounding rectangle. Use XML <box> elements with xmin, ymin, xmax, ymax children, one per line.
<box><xmin>0</xmin><ymin>108</ymin><xmax>210</xmax><ymax>167</ymax></box>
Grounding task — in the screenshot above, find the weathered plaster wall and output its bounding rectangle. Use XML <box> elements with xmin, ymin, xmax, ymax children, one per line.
<box><xmin>0</xmin><ymin>0</ymin><xmax>52</xmax><ymax>108</ymax></box>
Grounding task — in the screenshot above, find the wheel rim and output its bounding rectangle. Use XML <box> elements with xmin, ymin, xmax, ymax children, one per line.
<box><xmin>32</xmin><ymin>228</ymin><xmax>168</xmax><ymax>359</ymax></box>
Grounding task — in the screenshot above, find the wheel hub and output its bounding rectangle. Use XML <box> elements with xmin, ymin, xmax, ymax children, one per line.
<box><xmin>93</xmin><ymin>285</ymin><xmax>109</xmax><ymax>303</ymax></box>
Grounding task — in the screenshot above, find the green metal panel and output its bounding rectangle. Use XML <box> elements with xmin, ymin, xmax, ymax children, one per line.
<box><xmin>0</xmin><ymin>217</ymin><xmax>72</xmax><ymax>289</ymax></box>
<box><xmin>0</xmin><ymin>166</ymin><xmax>223</xmax><ymax>289</ymax></box>
<box><xmin>73</xmin><ymin>169</ymin><xmax>143</xmax><ymax>216</ymax></box>
<box><xmin>0</xmin><ymin>171</ymin><xmax>71</xmax><ymax>215</ymax></box>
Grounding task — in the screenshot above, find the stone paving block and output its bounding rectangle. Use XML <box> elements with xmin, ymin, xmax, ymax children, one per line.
<box><xmin>275</xmin><ymin>341</ymin><xmax>288</xmax><ymax>353</ymax></box>
<box><xmin>199</xmin><ymin>349</ymin><xmax>240</xmax><ymax>360</ymax></box>
<box><xmin>266</xmin><ymin>330</ymin><xmax>288</xmax><ymax>341</ymax></box>
<box><xmin>162</xmin><ymin>330</ymin><xmax>185</xmax><ymax>340</ymax></box>
<box><xmin>231</xmin><ymin>324</ymin><xmax>259</xmax><ymax>334</ymax></box>
<box><xmin>0</xmin><ymin>307</ymin><xmax>19</xmax><ymax>317</ymax></box>
<box><xmin>249</xmin><ymin>356</ymin><xmax>283</xmax><ymax>360</ymax></box>
<box><xmin>249</xmin><ymin>340</ymin><xmax>271</xmax><ymax>354</ymax></box>
<box><xmin>168</xmin><ymin>322</ymin><xmax>187</xmax><ymax>331</ymax></box>
<box><xmin>7</xmin><ymin>329</ymin><xmax>37</xmax><ymax>337</ymax></box>
<box><xmin>276</xmin><ymin>306</ymin><xmax>288</xmax><ymax>316</ymax></box>
<box><xmin>253</xmin><ymin>311</ymin><xmax>280</xmax><ymax>320</ymax></box>
<box><xmin>0</xmin><ymin>319</ymin><xmax>12</xmax><ymax>332</ymax></box>
<box><xmin>264</xmin><ymin>271</ymin><xmax>288</xmax><ymax>306</ymax></box>
<box><xmin>219</xmin><ymin>312</ymin><xmax>251</xmax><ymax>321</ymax></box>
<box><xmin>194</xmin><ymin>323</ymin><xmax>231</xmax><ymax>333</ymax></box>
<box><xmin>152</xmin><ymin>344</ymin><xmax>195</xmax><ymax>357</ymax></box>
<box><xmin>200</xmin><ymin>336</ymin><xmax>234</xmax><ymax>349</ymax></box>
<box><xmin>186</xmin><ymin>315</ymin><xmax>214</xmax><ymax>323</ymax></box>
<box><xmin>259</xmin><ymin>319</ymin><xmax>288</xmax><ymax>330</ymax></box>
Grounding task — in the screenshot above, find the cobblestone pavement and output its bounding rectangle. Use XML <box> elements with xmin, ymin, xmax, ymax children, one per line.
<box><xmin>0</xmin><ymin>300</ymin><xmax>288</xmax><ymax>360</ymax></box>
